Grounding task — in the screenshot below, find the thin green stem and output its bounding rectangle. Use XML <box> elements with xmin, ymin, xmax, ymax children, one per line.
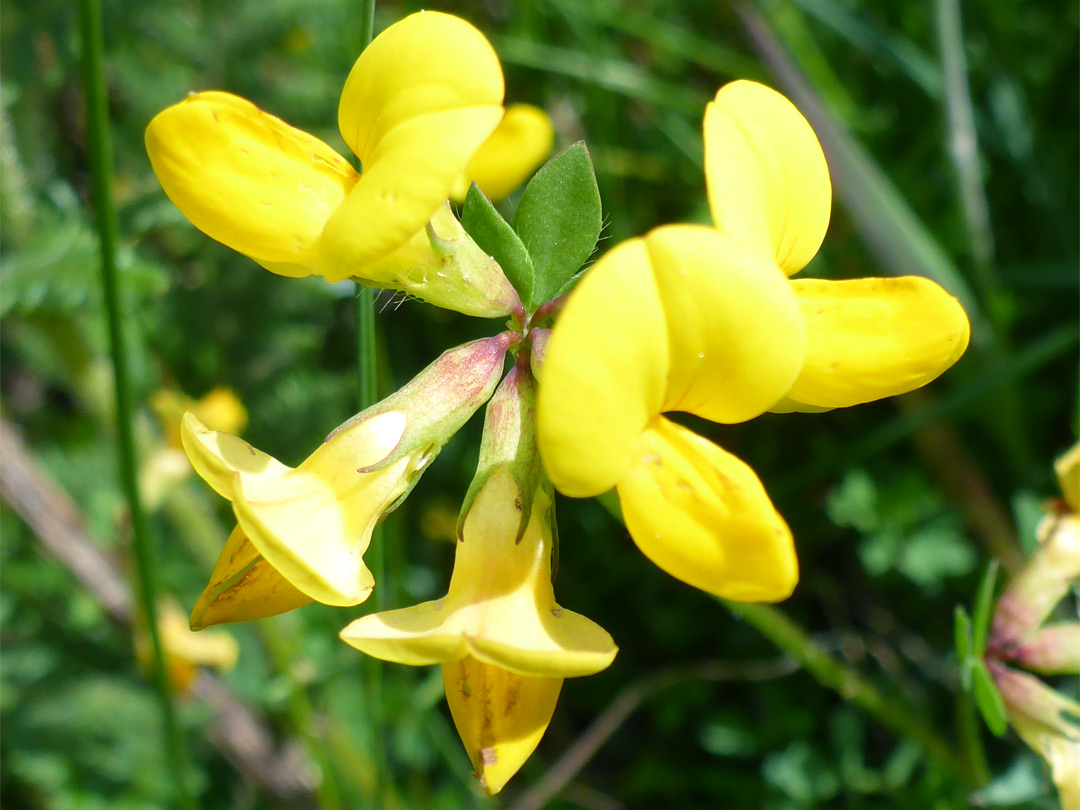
<box><xmin>353</xmin><ymin>5</ymin><xmax>386</xmax><ymax>805</ymax></box>
<box><xmin>76</xmin><ymin>1</ymin><xmax>192</xmax><ymax>807</ymax></box>
<box><xmin>722</xmin><ymin>600</ymin><xmax>976</xmax><ymax>785</ymax></box>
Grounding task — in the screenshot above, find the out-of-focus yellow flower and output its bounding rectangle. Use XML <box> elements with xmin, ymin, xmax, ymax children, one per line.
<box><xmin>145</xmin><ymin>12</ymin><xmax>519</xmax><ymax>318</ymax></box>
<box><xmin>142</xmin><ymin>387</ymin><xmax>248</xmax><ymax>508</ymax></box>
<box><xmin>442</xmin><ymin>655</ymin><xmax>563</xmax><ymax>795</ymax></box>
<box><xmin>184</xmin><ymin>335</ymin><xmax>512</xmax><ymax>617</ymax></box>
<box><xmin>1055</xmin><ymin>442</ymin><xmax>1080</xmax><ymax>512</ymax></box>
<box><xmin>537</xmin><ymin>80</ymin><xmax>969</xmax><ymax>602</ymax></box>
<box><xmin>136</xmin><ymin>600</ymin><xmax>238</xmax><ymax>693</ymax></box>
<box><xmin>340</xmin><ymin>468</ymin><xmax>616</xmax><ymax>678</ymax></box>
<box><xmin>453</xmin><ymin>103</ymin><xmax>555</xmax><ymax>202</ymax></box>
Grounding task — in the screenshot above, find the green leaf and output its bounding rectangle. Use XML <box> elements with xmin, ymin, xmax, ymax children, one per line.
<box><xmin>512</xmin><ymin>142</ymin><xmax>602</xmax><ymax>310</ymax></box>
<box><xmin>972</xmin><ymin>560</ymin><xmax>1000</xmax><ymax>657</ymax></box>
<box><xmin>460</xmin><ymin>183</ymin><xmax>534</xmax><ymax>308</ymax></box>
<box><xmin>971</xmin><ymin>662</ymin><xmax>1008</xmax><ymax>737</ymax></box>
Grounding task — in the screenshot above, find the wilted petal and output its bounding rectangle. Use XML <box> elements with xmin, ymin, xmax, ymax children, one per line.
<box><xmin>145</xmin><ymin>91</ymin><xmax>357</xmax><ymax>277</ymax></box>
<box><xmin>618</xmin><ymin>416</ymin><xmax>797</xmax><ymax>601</ymax></box>
<box><xmin>704</xmin><ymin>80</ymin><xmax>831</xmax><ymax>276</ymax></box>
<box><xmin>537</xmin><ymin>238</ymin><xmax>669</xmax><ymax>498</ymax></box>
<box><xmin>443</xmin><ymin>656</ymin><xmax>562</xmax><ymax>795</ymax></box>
<box><xmin>190</xmin><ymin>526</ymin><xmax>312</xmax><ymax>630</ymax></box>
<box><xmin>782</xmin><ymin>277</ymin><xmax>970</xmax><ymax>409</ymax></box>
<box><xmin>644</xmin><ymin>225</ymin><xmax>807</xmax><ymax>422</ymax></box>
<box><xmin>340</xmin><ymin>471</ymin><xmax>617</xmax><ymax>677</ymax></box>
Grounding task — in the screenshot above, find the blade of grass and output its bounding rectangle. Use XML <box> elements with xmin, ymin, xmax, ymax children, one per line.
<box><xmin>76</xmin><ymin>0</ymin><xmax>193</xmax><ymax>806</ymax></box>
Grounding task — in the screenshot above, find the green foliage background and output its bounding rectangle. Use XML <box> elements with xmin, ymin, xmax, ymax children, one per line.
<box><xmin>1</xmin><ymin>0</ymin><xmax>1077</xmax><ymax>808</ymax></box>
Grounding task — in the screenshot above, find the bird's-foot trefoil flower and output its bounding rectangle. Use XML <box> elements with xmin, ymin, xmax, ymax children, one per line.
<box><xmin>184</xmin><ymin>334</ymin><xmax>514</xmax><ymax>622</ymax></box>
<box><xmin>145</xmin><ymin>11</ymin><xmax>520</xmax><ymax>318</ymax></box>
<box><xmin>537</xmin><ymin>80</ymin><xmax>970</xmax><ymax>602</ymax></box>
<box><xmin>340</xmin><ymin>365</ymin><xmax>616</xmax><ymax>676</ymax></box>
<box><xmin>136</xmin><ymin>599</ymin><xmax>238</xmax><ymax>693</ymax></box>
<box><xmin>442</xmin><ymin>655</ymin><xmax>563</xmax><ymax>795</ymax></box>
<box><xmin>341</xmin><ymin>363</ymin><xmax>616</xmax><ymax>792</ymax></box>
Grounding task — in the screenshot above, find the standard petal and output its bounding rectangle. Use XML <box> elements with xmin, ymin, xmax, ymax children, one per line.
<box><xmin>783</xmin><ymin>277</ymin><xmax>971</xmax><ymax>409</ymax></box>
<box><xmin>704</xmin><ymin>80</ymin><xmax>831</xmax><ymax>276</ymax></box>
<box><xmin>146</xmin><ymin>91</ymin><xmax>357</xmax><ymax>276</ymax></box>
<box><xmin>442</xmin><ymin>657</ymin><xmax>562</xmax><ymax>795</ymax></box>
<box><xmin>644</xmin><ymin>225</ymin><xmax>808</xmax><ymax>423</ymax></box>
<box><xmin>190</xmin><ymin>526</ymin><xmax>312</xmax><ymax>630</ymax></box>
<box><xmin>338</xmin><ymin>11</ymin><xmax>504</xmax><ymax>167</ymax></box>
<box><xmin>537</xmin><ymin>238</ymin><xmax>670</xmax><ymax>497</ymax></box>
<box><xmin>460</xmin><ymin>104</ymin><xmax>555</xmax><ymax>202</ymax></box>
<box><xmin>180</xmin><ymin>411</ymin><xmax>291</xmax><ymax>501</ymax></box>
<box><xmin>319</xmin><ymin>106</ymin><xmax>504</xmax><ymax>281</ymax></box>
<box><xmin>618</xmin><ymin>417</ymin><xmax>797</xmax><ymax>602</ymax></box>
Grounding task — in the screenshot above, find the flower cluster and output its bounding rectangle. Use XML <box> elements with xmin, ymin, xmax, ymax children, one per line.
<box><xmin>147</xmin><ymin>10</ymin><xmax>970</xmax><ymax>794</ymax></box>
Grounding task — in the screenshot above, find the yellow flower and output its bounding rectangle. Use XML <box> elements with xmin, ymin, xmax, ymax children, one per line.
<box><xmin>340</xmin><ymin>467</ymin><xmax>617</xmax><ymax>678</ymax></box>
<box><xmin>453</xmin><ymin>103</ymin><xmax>555</xmax><ymax>202</ymax></box>
<box><xmin>145</xmin><ymin>11</ymin><xmax>519</xmax><ymax>318</ymax></box>
<box><xmin>537</xmin><ymin>80</ymin><xmax>969</xmax><ymax>602</ymax></box>
<box><xmin>136</xmin><ymin>600</ymin><xmax>238</xmax><ymax>693</ymax></box>
<box><xmin>184</xmin><ymin>335</ymin><xmax>512</xmax><ymax>617</ymax></box>
<box><xmin>442</xmin><ymin>655</ymin><xmax>563</xmax><ymax>795</ymax></box>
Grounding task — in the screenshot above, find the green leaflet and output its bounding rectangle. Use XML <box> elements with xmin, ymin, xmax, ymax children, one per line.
<box><xmin>461</xmin><ymin>183</ymin><xmax>535</xmax><ymax>309</ymax></box>
<box><xmin>512</xmin><ymin>142</ymin><xmax>602</xmax><ymax>311</ymax></box>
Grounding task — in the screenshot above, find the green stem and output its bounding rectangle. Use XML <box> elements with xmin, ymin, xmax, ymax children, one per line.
<box><xmin>353</xmin><ymin>5</ymin><xmax>387</xmax><ymax>805</ymax></box>
<box><xmin>76</xmin><ymin>1</ymin><xmax>192</xmax><ymax>807</ymax></box>
<box><xmin>722</xmin><ymin>600</ymin><xmax>975</xmax><ymax>785</ymax></box>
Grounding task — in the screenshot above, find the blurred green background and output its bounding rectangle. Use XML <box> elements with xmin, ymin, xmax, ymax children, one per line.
<box><xmin>1</xmin><ymin>0</ymin><xmax>1077</xmax><ymax>808</ymax></box>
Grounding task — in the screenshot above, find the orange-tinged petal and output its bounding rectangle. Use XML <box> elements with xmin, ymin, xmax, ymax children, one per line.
<box><xmin>443</xmin><ymin>656</ymin><xmax>562</xmax><ymax>795</ymax></box>
<box><xmin>618</xmin><ymin>417</ymin><xmax>797</xmax><ymax>601</ymax></box>
<box><xmin>190</xmin><ymin>526</ymin><xmax>313</xmax><ymax>630</ymax></box>
<box><xmin>145</xmin><ymin>91</ymin><xmax>357</xmax><ymax>276</ymax></box>
<box><xmin>537</xmin><ymin>238</ymin><xmax>670</xmax><ymax>498</ymax></box>
<box><xmin>783</xmin><ymin>277</ymin><xmax>970</xmax><ymax>409</ymax></box>
<box><xmin>644</xmin><ymin>225</ymin><xmax>807</xmax><ymax>422</ymax></box>
<box><xmin>704</xmin><ymin>80</ymin><xmax>831</xmax><ymax>276</ymax></box>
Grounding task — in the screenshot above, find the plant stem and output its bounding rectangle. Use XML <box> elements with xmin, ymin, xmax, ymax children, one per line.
<box><xmin>722</xmin><ymin>599</ymin><xmax>976</xmax><ymax>785</ymax></box>
<box><xmin>353</xmin><ymin>5</ymin><xmax>387</xmax><ymax>805</ymax></box>
<box><xmin>76</xmin><ymin>0</ymin><xmax>192</xmax><ymax>807</ymax></box>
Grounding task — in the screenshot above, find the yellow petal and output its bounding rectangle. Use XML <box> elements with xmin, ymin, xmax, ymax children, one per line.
<box><xmin>340</xmin><ymin>471</ymin><xmax>617</xmax><ymax>677</ymax></box>
<box><xmin>460</xmin><ymin>104</ymin><xmax>555</xmax><ymax>202</ymax></box>
<box><xmin>145</xmin><ymin>91</ymin><xmax>357</xmax><ymax>277</ymax></box>
<box><xmin>190</xmin><ymin>526</ymin><xmax>312</xmax><ymax>630</ymax></box>
<box><xmin>1054</xmin><ymin>442</ymin><xmax>1080</xmax><ymax>512</ymax></box>
<box><xmin>443</xmin><ymin>656</ymin><xmax>562</xmax><ymax>795</ymax></box>
<box><xmin>180</xmin><ymin>411</ymin><xmax>291</xmax><ymax>501</ymax></box>
<box><xmin>190</xmin><ymin>388</ymin><xmax>248</xmax><ymax>438</ymax></box>
<box><xmin>318</xmin><ymin>106</ymin><xmax>504</xmax><ymax>281</ymax></box>
<box><xmin>644</xmin><ymin>225</ymin><xmax>807</xmax><ymax>422</ymax></box>
<box><xmin>182</xmin><ymin>410</ymin><xmax>412</xmax><ymax>606</ymax></box>
<box><xmin>319</xmin><ymin>12</ymin><xmax>504</xmax><ymax>279</ymax></box>
<box><xmin>233</xmin><ymin>411</ymin><xmax>411</xmax><ymax>606</ymax></box>
<box><xmin>783</xmin><ymin>277</ymin><xmax>971</xmax><ymax>409</ymax></box>
<box><xmin>537</xmin><ymin>238</ymin><xmax>670</xmax><ymax>497</ymax></box>
<box><xmin>618</xmin><ymin>417</ymin><xmax>797</xmax><ymax>601</ymax></box>
<box><xmin>338</xmin><ymin>11</ymin><xmax>504</xmax><ymax>168</ymax></box>
<box><xmin>704</xmin><ymin>80</ymin><xmax>831</xmax><ymax>276</ymax></box>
